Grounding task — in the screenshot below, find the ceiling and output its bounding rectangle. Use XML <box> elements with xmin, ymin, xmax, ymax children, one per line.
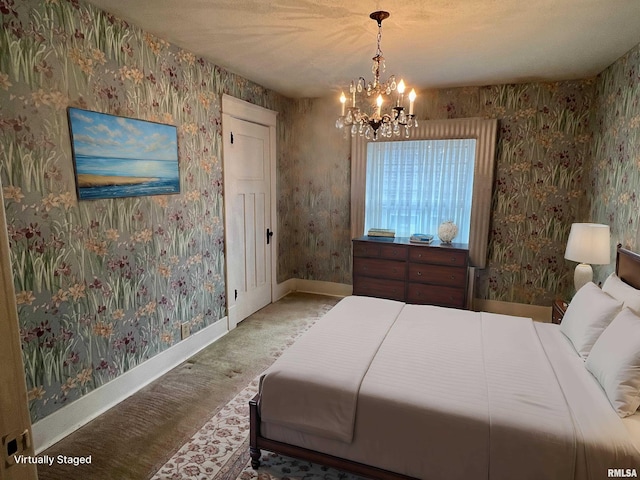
<box><xmin>83</xmin><ymin>0</ymin><xmax>640</xmax><ymax>99</ymax></box>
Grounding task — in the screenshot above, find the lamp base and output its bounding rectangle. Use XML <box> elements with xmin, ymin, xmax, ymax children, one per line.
<box><xmin>574</xmin><ymin>263</ymin><xmax>593</xmax><ymax>292</ymax></box>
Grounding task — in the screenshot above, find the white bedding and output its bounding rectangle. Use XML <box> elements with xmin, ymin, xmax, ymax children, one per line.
<box><xmin>259</xmin><ymin>295</ymin><xmax>404</xmax><ymax>443</ymax></box>
<box><xmin>258</xmin><ymin>296</ymin><xmax>640</xmax><ymax>479</ymax></box>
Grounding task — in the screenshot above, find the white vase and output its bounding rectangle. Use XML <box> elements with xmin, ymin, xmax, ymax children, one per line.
<box><xmin>438</xmin><ymin>221</ymin><xmax>458</xmax><ymax>244</ymax></box>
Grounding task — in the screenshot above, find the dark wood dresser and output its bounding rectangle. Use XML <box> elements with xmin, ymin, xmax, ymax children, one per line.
<box><xmin>352</xmin><ymin>236</ymin><xmax>469</xmax><ymax>309</ymax></box>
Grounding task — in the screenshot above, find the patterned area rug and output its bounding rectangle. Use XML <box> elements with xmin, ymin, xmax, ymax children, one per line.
<box><xmin>151</xmin><ymin>378</ymin><xmax>365</xmax><ymax>480</ymax></box>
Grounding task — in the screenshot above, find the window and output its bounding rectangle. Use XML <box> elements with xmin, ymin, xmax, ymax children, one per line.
<box><xmin>364</xmin><ymin>139</ymin><xmax>476</xmax><ymax>241</ymax></box>
<box><xmin>351</xmin><ymin>118</ymin><xmax>497</xmax><ymax>268</ymax></box>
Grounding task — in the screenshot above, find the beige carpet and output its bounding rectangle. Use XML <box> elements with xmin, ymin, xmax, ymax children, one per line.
<box><xmin>37</xmin><ymin>292</ymin><xmax>341</xmax><ymax>480</ymax></box>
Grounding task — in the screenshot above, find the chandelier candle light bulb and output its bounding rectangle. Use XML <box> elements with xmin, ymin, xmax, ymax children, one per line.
<box><xmin>336</xmin><ymin>10</ymin><xmax>418</xmax><ymax>141</ymax></box>
<box><xmin>409</xmin><ymin>89</ymin><xmax>416</xmax><ymax>115</ymax></box>
<box><xmin>397</xmin><ymin>80</ymin><xmax>405</xmax><ymax>107</ymax></box>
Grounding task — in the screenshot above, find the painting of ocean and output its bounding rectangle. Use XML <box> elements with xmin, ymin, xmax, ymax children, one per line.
<box><xmin>68</xmin><ymin>108</ymin><xmax>180</xmax><ymax>200</ymax></box>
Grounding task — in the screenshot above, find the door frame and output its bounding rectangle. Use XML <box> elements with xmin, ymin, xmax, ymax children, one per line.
<box><xmin>0</xmin><ymin>182</ymin><xmax>37</xmax><ymax>479</ymax></box>
<box><xmin>221</xmin><ymin>95</ymin><xmax>278</xmax><ymax>330</ymax></box>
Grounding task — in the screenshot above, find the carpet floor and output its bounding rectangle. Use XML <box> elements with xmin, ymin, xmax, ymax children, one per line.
<box><xmin>37</xmin><ymin>292</ymin><xmax>341</xmax><ymax>480</ymax></box>
<box><xmin>151</xmin><ymin>376</ymin><xmax>366</xmax><ymax>480</ymax></box>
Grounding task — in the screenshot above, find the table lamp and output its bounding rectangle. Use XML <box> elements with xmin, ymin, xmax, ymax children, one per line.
<box><xmin>564</xmin><ymin>223</ymin><xmax>610</xmax><ymax>291</ymax></box>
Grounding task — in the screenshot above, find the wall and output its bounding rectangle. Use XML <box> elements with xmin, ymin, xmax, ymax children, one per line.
<box><xmin>277</xmin><ymin>98</ymin><xmax>352</xmax><ymax>284</ymax></box>
<box><xmin>589</xmin><ymin>42</ymin><xmax>640</xmax><ymax>284</ymax></box>
<box><xmin>0</xmin><ymin>0</ymin><xmax>294</xmax><ymax>423</ymax></box>
<box><xmin>297</xmin><ymin>81</ymin><xmax>595</xmax><ymax>305</ymax></box>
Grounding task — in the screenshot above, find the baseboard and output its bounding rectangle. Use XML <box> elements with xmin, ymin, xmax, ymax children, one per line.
<box><xmin>274</xmin><ymin>279</ymin><xmax>351</xmax><ymax>300</ymax></box>
<box><xmin>273</xmin><ymin>278</ymin><xmax>297</xmax><ymax>302</ymax></box>
<box><xmin>474</xmin><ymin>299</ymin><xmax>552</xmax><ymax>323</ymax></box>
<box><xmin>294</xmin><ymin>279</ymin><xmax>352</xmax><ymax>297</ymax></box>
<box><xmin>32</xmin><ymin>318</ymin><xmax>229</xmax><ymax>453</ymax></box>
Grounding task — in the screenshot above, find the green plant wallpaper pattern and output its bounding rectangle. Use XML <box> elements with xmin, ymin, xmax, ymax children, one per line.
<box><xmin>589</xmin><ymin>42</ymin><xmax>640</xmax><ymax>285</ymax></box>
<box><xmin>0</xmin><ymin>0</ymin><xmax>294</xmax><ymax>422</ymax></box>
<box><xmin>277</xmin><ymin>98</ymin><xmax>352</xmax><ymax>284</ymax></box>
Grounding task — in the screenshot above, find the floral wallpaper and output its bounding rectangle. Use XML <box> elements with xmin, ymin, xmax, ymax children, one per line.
<box><xmin>428</xmin><ymin>82</ymin><xmax>595</xmax><ymax>304</ymax></box>
<box><xmin>589</xmin><ymin>42</ymin><xmax>640</xmax><ymax>284</ymax></box>
<box><xmin>277</xmin><ymin>98</ymin><xmax>352</xmax><ymax>283</ymax></box>
<box><xmin>0</xmin><ymin>0</ymin><xmax>294</xmax><ymax>422</ymax></box>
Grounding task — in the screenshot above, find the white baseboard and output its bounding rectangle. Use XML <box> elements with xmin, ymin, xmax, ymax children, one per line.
<box><xmin>33</xmin><ymin>318</ymin><xmax>229</xmax><ymax>453</ymax></box>
<box><xmin>273</xmin><ymin>278</ymin><xmax>297</xmax><ymax>302</ymax></box>
<box><xmin>294</xmin><ymin>279</ymin><xmax>352</xmax><ymax>297</ymax></box>
<box><xmin>274</xmin><ymin>278</ymin><xmax>351</xmax><ymax>300</ymax></box>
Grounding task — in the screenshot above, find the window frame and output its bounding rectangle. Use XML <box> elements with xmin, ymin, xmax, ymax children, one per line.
<box><xmin>350</xmin><ymin>118</ymin><xmax>497</xmax><ymax>268</ymax></box>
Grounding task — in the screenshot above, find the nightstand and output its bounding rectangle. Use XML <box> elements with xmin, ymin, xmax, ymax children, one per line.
<box><xmin>552</xmin><ymin>299</ymin><xmax>568</xmax><ymax>324</ymax></box>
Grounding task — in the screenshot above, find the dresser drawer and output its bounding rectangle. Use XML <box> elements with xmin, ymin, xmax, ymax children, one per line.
<box><xmin>408</xmin><ymin>247</ymin><xmax>468</xmax><ymax>267</ymax></box>
<box><xmin>353</xmin><ymin>257</ymin><xmax>406</xmax><ymax>281</ymax></box>
<box><xmin>408</xmin><ymin>264</ymin><xmax>467</xmax><ymax>287</ymax></box>
<box><xmin>354</xmin><ymin>277</ymin><xmax>405</xmax><ymax>302</ymax></box>
<box><xmin>353</xmin><ymin>241</ymin><xmax>407</xmax><ymax>260</ymax></box>
<box><xmin>353</xmin><ymin>241</ymin><xmax>381</xmax><ymax>258</ymax></box>
<box><xmin>407</xmin><ymin>283</ymin><xmax>466</xmax><ymax>308</ymax></box>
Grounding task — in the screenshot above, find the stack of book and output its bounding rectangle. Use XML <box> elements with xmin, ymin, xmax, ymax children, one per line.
<box><xmin>409</xmin><ymin>233</ymin><xmax>434</xmax><ymax>244</ymax></box>
<box><xmin>367</xmin><ymin>228</ymin><xmax>395</xmax><ymax>238</ymax></box>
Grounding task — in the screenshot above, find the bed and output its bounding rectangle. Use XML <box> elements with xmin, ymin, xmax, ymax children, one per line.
<box><xmin>249</xmin><ymin>245</ymin><xmax>640</xmax><ymax>479</ymax></box>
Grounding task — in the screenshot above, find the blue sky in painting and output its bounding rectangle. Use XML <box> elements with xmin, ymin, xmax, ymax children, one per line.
<box><xmin>68</xmin><ymin>108</ymin><xmax>178</xmax><ymax>162</ymax></box>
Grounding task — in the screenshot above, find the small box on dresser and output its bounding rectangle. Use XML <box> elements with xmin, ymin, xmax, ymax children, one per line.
<box><xmin>352</xmin><ymin>236</ymin><xmax>469</xmax><ymax>309</ymax></box>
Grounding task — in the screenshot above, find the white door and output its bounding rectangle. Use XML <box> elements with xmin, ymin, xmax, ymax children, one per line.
<box><xmin>224</xmin><ymin>116</ymin><xmax>272</xmax><ymax>327</ymax></box>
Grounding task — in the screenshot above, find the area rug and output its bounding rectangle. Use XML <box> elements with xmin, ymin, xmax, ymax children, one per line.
<box><xmin>151</xmin><ymin>377</ymin><xmax>365</xmax><ymax>480</ymax></box>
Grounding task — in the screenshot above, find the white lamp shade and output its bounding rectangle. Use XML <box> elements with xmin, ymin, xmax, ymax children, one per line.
<box><xmin>564</xmin><ymin>223</ymin><xmax>610</xmax><ymax>265</ymax></box>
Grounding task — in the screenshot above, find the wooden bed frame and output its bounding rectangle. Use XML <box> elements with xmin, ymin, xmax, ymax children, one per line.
<box><xmin>248</xmin><ymin>244</ymin><xmax>640</xmax><ymax>480</ymax></box>
<box><xmin>616</xmin><ymin>244</ymin><xmax>640</xmax><ymax>290</ymax></box>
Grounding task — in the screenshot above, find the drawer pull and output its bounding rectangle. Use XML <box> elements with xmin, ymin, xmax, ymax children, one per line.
<box><xmin>417</xmin><ymin>271</ymin><xmax>422</xmax><ymax>276</ymax></box>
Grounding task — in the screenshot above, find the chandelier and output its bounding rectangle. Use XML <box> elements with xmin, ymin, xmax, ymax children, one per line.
<box><xmin>335</xmin><ymin>10</ymin><xmax>417</xmax><ymax>141</ymax></box>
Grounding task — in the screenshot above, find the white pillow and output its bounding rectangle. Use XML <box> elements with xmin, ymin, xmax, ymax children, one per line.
<box><xmin>560</xmin><ymin>282</ymin><xmax>622</xmax><ymax>359</ymax></box>
<box><xmin>602</xmin><ymin>273</ymin><xmax>640</xmax><ymax>314</ymax></box>
<box><xmin>585</xmin><ymin>308</ymin><xmax>640</xmax><ymax>417</ymax></box>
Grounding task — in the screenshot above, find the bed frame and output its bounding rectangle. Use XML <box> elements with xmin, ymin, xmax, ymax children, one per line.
<box><xmin>248</xmin><ymin>244</ymin><xmax>640</xmax><ymax>480</ymax></box>
<box><xmin>616</xmin><ymin>244</ymin><xmax>640</xmax><ymax>290</ymax></box>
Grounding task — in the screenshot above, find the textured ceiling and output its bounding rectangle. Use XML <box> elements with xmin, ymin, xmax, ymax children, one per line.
<box><xmin>83</xmin><ymin>0</ymin><xmax>640</xmax><ymax>98</ymax></box>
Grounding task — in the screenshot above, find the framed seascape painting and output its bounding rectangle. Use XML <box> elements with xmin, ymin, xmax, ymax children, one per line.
<box><xmin>67</xmin><ymin>107</ymin><xmax>180</xmax><ymax>200</ymax></box>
